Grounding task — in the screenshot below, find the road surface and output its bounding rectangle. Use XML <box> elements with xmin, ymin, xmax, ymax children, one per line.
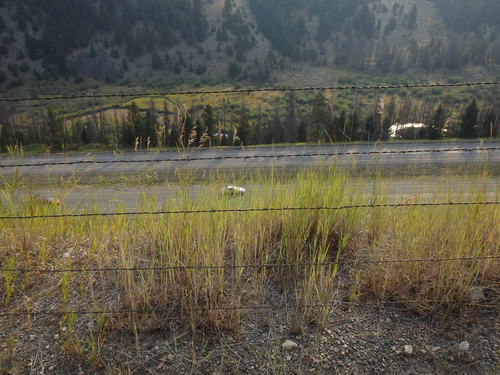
<box><xmin>5</xmin><ymin>179</ymin><xmax>498</xmax><ymax>211</ymax></box>
<box><xmin>0</xmin><ymin>141</ymin><xmax>498</xmax><ymax>177</ymax></box>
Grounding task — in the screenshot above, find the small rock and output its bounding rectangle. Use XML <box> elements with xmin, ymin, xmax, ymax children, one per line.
<box><xmin>49</xmin><ymin>366</ymin><xmax>55</xmax><ymax>371</ymax></box>
<box><xmin>62</xmin><ymin>252</ymin><xmax>71</xmax><ymax>258</ymax></box>
<box><xmin>404</xmin><ymin>345</ymin><xmax>413</xmax><ymax>355</ymax></box>
<box><xmin>167</xmin><ymin>354</ymin><xmax>175</xmax><ymax>361</ymax></box>
<box><xmin>468</xmin><ymin>287</ymin><xmax>485</xmax><ymax>303</ymax></box>
<box><xmin>54</xmin><ymin>334</ymin><xmax>59</xmax><ymax>340</ymax></box>
<box><xmin>286</xmin><ymin>355</ymin><xmax>292</xmax><ymax>361</ymax></box>
<box><xmin>431</xmin><ymin>346</ymin><xmax>441</xmax><ymax>353</ymax></box>
<box><xmin>458</xmin><ymin>341</ymin><xmax>470</xmax><ymax>352</ymax></box>
<box><xmin>282</xmin><ymin>340</ymin><xmax>299</xmax><ymax>350</ymax></box>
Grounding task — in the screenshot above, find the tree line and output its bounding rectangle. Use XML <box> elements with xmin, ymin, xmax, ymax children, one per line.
<box><xmin>1</xmin><ymin>94</ymin><xmax>497</xmax><ymax>152</ymax></box>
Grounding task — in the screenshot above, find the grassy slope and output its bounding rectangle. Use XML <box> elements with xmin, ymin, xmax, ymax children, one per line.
<box><xmin>1</xmin><ymin>169</ymin><xmax>497</xmax><ymax>330</ymax></box>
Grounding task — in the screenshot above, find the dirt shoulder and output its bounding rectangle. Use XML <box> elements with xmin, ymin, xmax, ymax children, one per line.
<box><xmin>1</xmin><ymin>304</ymin><xmax>498</xmax><ymax>374</ymax></box>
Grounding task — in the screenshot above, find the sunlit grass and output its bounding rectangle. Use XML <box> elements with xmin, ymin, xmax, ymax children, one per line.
<box><xmin>0</xmin><ymin>168</ymin><xmax>498</xmax><ymax>334</ymax></box>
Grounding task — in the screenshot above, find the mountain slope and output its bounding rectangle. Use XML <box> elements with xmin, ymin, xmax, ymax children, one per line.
<box><xmin>0</xmin><ymin>0</ymin><xmax>499</xmax><ymax>89</ymax></box>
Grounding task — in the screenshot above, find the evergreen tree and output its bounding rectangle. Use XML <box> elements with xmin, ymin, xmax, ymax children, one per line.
<box><xmin>309</xmin><ymin>93</ymin><xmax>329</xmax><ymax>142</ymax></box>
<box><xmin>253</xmin><ymin>110</ymin><xmax>264</xmax><ymax>145</ymax></box>
<box><xmin>352</xmin><ymin>5</ymin><xmax>376</xmax><ymax>38</ymax></box>
<box><xmin>80</xmin><ymin>125</ymin><xmax>89</xmax><ymax>144</ymax></box>
<box><xmin>0</xmin><ymin>122</ymin><xmax>15</xmax><ymax>151</ymax></box>
<box><xmin>406</xmin><ymin>4</ymin><xmax>417</xmax><ymax>29</ymax></box>
<box><xmin>121</xmin><ymin>58</ymin><xmax>129</xmax><ymax>72</ymax></box>
<box><xmin>364</xmin><ymin>115</ymin><xmax>376</xmax><ymax>141</ymax></box>
<box><xmin>428</xmin><ymin>105</ymin><xmax>446</xmax><ymax>139</ymax></box>
<box><xmin>152</xmin><ymin>51</ymin><xmax>164</xmax><ymax>70</ymax></box>
<box><xmin>228</xmin><ymin>62</ymin><xmax>241</xmax><ymax>78</ymax></box>
<box><xmin>90</xmin><ymin>43</ymin><xmax>97</xmax><ymax>58</ymax></box>
<box><xmin>297</xmin><ymin>120</ymin><xmax>307</xmax><ymax>142</ymax></box>
<box><xmin>46</xmin><ymin>109</ymin><xmax>64</xmax><ymax>149</ymax></box>
<box><xmin>285</xmin><ymin>92</ymin><xmax>298</xmax><ymax>142</ymax></box>
<box><xmin>86</xmin><ymin>120</ymin><xmax>98</xmax><ymax>144</ymax></box>
<box><xmin>460</xmin><ymin>99</ymin><xmax>479</xmax><ymax>138</ymax></box>
<box><xmin>270</xmin><ymin>110</ymin><xmax>284</xmax><ymax>143</ymax></box>
<box><xmin>384</xmin><ymin>16</ymin><xmax>397</xmax><ymax>35</ymax></box>
<box><xmin>192</xmin><ymin>0</ymin><xmax>209</xmax><ymax>42</ymax></box>
<box><xmin>164</xmin><ymin>52</ymin><xmax>172</xmax><ymax>69</ymax></box>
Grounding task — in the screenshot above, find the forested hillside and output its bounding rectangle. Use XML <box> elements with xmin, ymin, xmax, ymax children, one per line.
<box><xmin>0</xmin><ymin>0</ymin><xmax>499</xmax><ymax>89</ymax></box>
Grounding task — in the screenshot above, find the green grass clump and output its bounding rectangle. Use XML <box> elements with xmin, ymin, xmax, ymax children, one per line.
<box><xmin>0</xmin><ymin>169</ymin><xmax>498</xmax><ymax>334</ymax></box>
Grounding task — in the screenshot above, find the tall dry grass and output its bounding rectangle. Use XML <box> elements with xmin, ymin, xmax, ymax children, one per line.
<box><xmin>0</xmin><ymin>168</ymin><xmax>498</xmax><ymax>333</ymax></box>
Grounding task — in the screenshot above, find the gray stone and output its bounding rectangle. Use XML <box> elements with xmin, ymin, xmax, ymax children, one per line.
<box><xmin>282</xmin><ymin>340</ymin><xmax>299</xmax><ymax>350</ymax></box>
<box><xmin>458</xmin><ymin>341</ymin><xmax>470</xmax><ymax>352</ymax></box>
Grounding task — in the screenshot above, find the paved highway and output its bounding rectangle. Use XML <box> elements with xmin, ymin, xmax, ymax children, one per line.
<box><xmin>6</xmin><ymin>179</ymin><xmax>498</xmax><ymax>211</ymax></box>
<box><xmin>0</xmin><ymin>141</ymin><xmax>498</xmax><ymax>176</ymax></box>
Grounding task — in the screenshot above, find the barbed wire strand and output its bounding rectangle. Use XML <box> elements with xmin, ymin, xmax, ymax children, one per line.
<box><xmin>0</xmin><ymin>201</ymin><xmax>497</xmax><ymax>221</ymax></box>
<box><xmin>1</xmin><ymin>81</ymin><xmax>499</xmax><ymax>103</ymax></box>
<box><xmin>1</xmin><ymin>146</ymin><xmax>498</xmax><ymax>169</ymax></box>
<box><xmin>1</xmin><ymin>255</ymin><xmax>498</xmax><ymax>274</ymax></box>
<box><xmin>0</xmin><ymin>299</ymin><xmax>475</xmax><ymax>317</ymax></box>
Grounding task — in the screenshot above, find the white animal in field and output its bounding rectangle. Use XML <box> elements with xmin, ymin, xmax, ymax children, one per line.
<box><xmin>221</xmin><ymin>185</ymin><xmax>246</xmax><ymax>197</ymax></box>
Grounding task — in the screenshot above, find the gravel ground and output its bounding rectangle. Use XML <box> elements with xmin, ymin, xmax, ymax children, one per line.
<box><xmin>1</xmin><ymin>303</ymin><xmax>498</xmax><ymax>374</ymax></box>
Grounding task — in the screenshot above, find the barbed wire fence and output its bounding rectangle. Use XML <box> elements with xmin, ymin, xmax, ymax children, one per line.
<box><xmin>2</xmin><ymin>255</ymin><xmax>499</xmax><ymax>274</ymax></box>
<box><xmin>0</xmin><ymin>201</ymin><xmax>497</xmax><ymax>220</ymax></box>
<box><xmin>2</xmin><ymin>254</ymin><xmax>498</xmax><ymax>318</ymax></box>
<box><xmin>1</xmin><ymin>81</ymin><xmax>499</xmax><ymax>102</ymax></box>
<box><xmin>1</xmin><ymin>201</ymin><xmax>498</xmax><ymax>318</ymax></box>
<box><xmin>2</xmin><ymin>298</ymin><xmax>491</xmax><ymax>318</ymax></box>
<box><xmin>1</xmin><ymin>146</ymin><xmax>499</xmax><ymax>168</ymax></box>
<box><xmin>0</xmin><ymin>80</ymin><xmax>499</xmax><ymax>321</ymax></box>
